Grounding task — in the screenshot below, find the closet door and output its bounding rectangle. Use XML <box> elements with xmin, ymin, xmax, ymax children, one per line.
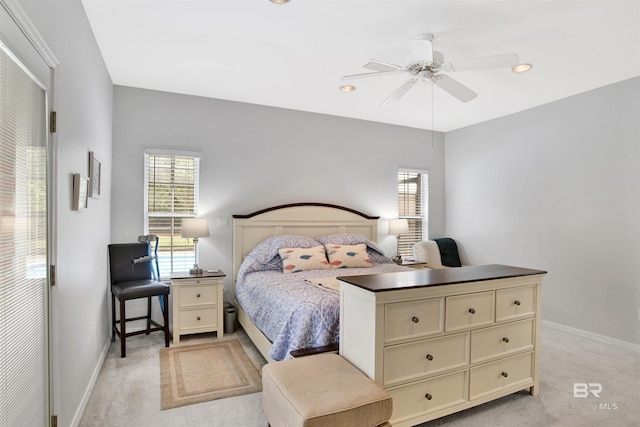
<box><xmin>0</xmin><ymin>3</ymin><xmax>52</xmax><ymax>425</ymax></box>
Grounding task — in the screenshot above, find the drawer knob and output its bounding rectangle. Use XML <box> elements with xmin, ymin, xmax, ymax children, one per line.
<box><xmin>426</xmin><ymin>354</ymin><xmax>434</xmax><ymax>361</ymax></box>
<box><xmin>514</xmin><ymin>300</ymin><xmax>521</xmax><ymax>306</ymax></box>
<box><xmin>411</xmin><ymin>316</ymin><xmax>420</xmax><ymax>323</ymax></box>
<box><xmin>468</xmin><ymin>308</ymin><xmax>476</xmax><ymax>314</ymax></box>
<box><xmin>196</xmin><ymin>316</ymin><xmax>201</xmax><ymax>321</ymax></box>
<box><xmin>425</xmin><ymin>393</ymin><xmax>433</xmax><ymax>400</ymax></box>
<box><xmin>196</xmin><ymin>293</ymin><xmax>201</xmax><ymax>298</ymax></box>
<box><xmin>501</xmin><ymin>371</ymin><xmax>509</xmax><ymax>378</ymax></box>
<box><xmin>502</xmin><ymin>337</ymin><xmax>510</xmax><ymax>343</ymax></box>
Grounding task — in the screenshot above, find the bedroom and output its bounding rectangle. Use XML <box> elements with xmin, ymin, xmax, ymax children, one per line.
<box><xmin>0</xmin><ymin>0</ymin><xmax>638</xmax><ymax>426</ymax></box>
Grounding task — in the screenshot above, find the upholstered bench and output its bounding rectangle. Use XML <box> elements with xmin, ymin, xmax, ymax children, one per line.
<box><xmin>262</xmin><ymin>353</ymin><xmax>392</xmax><ymax>427</ymax></box>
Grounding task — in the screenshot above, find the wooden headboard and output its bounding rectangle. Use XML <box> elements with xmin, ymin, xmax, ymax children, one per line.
<box><xmin>232</xmin><ymin>203</ymin><xmax>379</xmax><ymax>283</ymax></box>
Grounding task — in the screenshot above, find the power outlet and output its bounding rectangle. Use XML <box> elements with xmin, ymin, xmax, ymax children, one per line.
<box><xmin>94</xmin><ymin>321</ymin><xmax>98</xmax><ymax>336</ymax></box>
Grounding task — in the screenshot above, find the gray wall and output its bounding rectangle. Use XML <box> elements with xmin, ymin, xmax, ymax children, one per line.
<box><xmin>112</xmin><ymin>86</ymin><xmax>446</xmax><ymax>301</ymax></box>
<box><xmin>445</xmin><ymin>77</ymin><xmax>640</xmax><ymax>346</ymax></box>
<box><xmin>20</xmin><ymin>1</ymin><xmax>113</xmax><ymax>425</ymax></box>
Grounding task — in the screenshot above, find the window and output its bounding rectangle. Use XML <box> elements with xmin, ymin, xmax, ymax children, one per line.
<box><xmin>397</xmin><ymin>169</ymin><xmax>429</xmax><ymax>258</ymax></box>
<box><xmin>144</xmin><ymin>151</ymin><xmax>200</xmax><ymax>277</ymax></box>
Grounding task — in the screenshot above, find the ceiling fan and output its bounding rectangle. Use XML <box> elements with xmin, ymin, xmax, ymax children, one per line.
<box><xmin>342</xmin><ymin>33</ymin><xmax>520</xmax><ymax>106</ymax></box>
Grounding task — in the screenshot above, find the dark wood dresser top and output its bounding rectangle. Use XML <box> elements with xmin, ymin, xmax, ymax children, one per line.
<box><xmin>337</xmin><ymin>264</ymin><xmax>547</xmax><ymax>293</ymax></box>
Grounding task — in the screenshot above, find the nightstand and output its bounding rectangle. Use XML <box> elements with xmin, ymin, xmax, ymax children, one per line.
<box><xmin>401</xmin><ymin>260</ymin><xmax>430</xmax><ymax>269</ymax></box>
<box><xmin>170</xmin><ymin>270</ymin><xmax>225</xmax><ymax>344</ymax></box>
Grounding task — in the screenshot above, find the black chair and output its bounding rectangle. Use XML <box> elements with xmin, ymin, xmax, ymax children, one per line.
<box><xmin>108</xmin><ymin>241</ymin><xmax>171</xmax><ymax>357</ymax></box>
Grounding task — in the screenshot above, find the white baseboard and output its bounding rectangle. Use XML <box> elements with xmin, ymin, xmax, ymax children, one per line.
<box><xmin>542</xmin><ymin>320</ymin><xmax>640</xmax><ymax>354</ymax></box>
<box><xmin>70</xmin><ymin>337</ymin><xmax>111</xmax><ymax>427</ymax></box>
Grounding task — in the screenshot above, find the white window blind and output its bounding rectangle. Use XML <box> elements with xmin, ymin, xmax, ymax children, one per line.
<box><xmin>397</xmin><ymin>169</ymin><xmax>429</xmax><ymax>258</ymax></box>
<box><xmin>144</xmin><ymin>152</ymin><xmax>200</xmax><ymax>278</ymax></box>
<box><xmin>0</xmin><ymin>42</ymin><xmax>49</xmax><ymax>427</ymax></box>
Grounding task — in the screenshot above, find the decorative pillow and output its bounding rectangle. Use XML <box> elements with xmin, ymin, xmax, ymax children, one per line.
<box><xmin>318</xmin><ymin>233</ymin><xmax>393</xmax><ymax>265</ymax></box>
<box><xmin>324</xmin><ymin>243</ymin><xmax>372</xmax><ymax>268</ymax></box>
<box><xmin>278</xmin><ymin>246</ymin><xmax>331</xmax><ymax>273</ymax></box>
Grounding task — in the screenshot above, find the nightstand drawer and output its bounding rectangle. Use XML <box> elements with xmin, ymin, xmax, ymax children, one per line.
<box><xmin>179</xmin><ymin>307</ymin><xmax>217</xmax><ymax>330</ymax></box>
<box><xmin>470</xmin><ymin>319</ymin><xmax>534</xmax><ymax>364</ymax></box>
<box><xmin>180</xmin><ymin>285</ymin><xmax>218</xmax><ymax>306</ymax></box>
<box><xmin>496</xmin><ymin>285</ymin><xmax>536</xmax><ymax>322</ymax></box>
<box><xmin>469</xmin><ymin>352</ymin><xmax>534</xmax><ymax>400</ymax></box>
<box><xmin>385</xmin><ymin>298</ymin><xmax>444</xmax><ymax>344</ymax></box>
<box><xmin>445</xmin><ymin>291</ymin><xmax>494</xmax><ymax>332</ymax></box>
<box><xmin>384</xmin><ymin>332</ymin><xmax>469</xmax><ymax>386</ymax></box>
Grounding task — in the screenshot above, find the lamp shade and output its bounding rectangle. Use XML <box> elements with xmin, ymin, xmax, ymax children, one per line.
<box><xmin>389</xmin><ymin>218</ymin><xmax>409</xmax><ymax>235</ymax></box>
<box><xmin>181</xmin><ymin>217</ymin><xmax>210</xmax><ymax>238</ymax></box>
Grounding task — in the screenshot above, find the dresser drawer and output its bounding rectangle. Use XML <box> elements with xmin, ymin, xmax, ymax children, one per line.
<box><xmin>388</xmin><ymin>370</ymin><xmax>467</xmax><ymax>422</ymax></box>
<box><xmin>445</xmin><ymin>291</ymin><xmax>494</xmax><ymax>332</ymax></box>
<box><xmin>179</xmin><ymin>285</ymin><xmax>218</xmax><ymax>306</ymax></box>
<box><xmin>469</xmin><ymin>352</ymin><xmax>534</xmax><ymax>400</ymax></box>
<box><xmin>384</xmin><ymin>333</ymin><xmax>469</xmax><ymax>386</ymax></box>
<box><xmin>385</xmin><ymin>298</ymin><xmax>444</xmax><ymax>344</ymax></box>
<box><xmin>496</xmin><ymin>285</ymin><xmax>536</xmax><ymax>322</ymax></box>
<box><xmin>179</xmin><ymin>307</ymin><xmax>218</xmax><ymax>330</ymax></box>
<box><xmin>470</xmin><ymin>319</ymin><xmax>534</xmax><ymax>364</ymax></box>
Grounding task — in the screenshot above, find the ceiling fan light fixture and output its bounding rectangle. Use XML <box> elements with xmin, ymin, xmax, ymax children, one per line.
<box><xmin>340</xmin><ymin>85</ymin><xmax>356</xmax><ymax>92</ymax></box>
<box><xmin>270</xmin><ymin>0</ymin><xmax>290</xmax><ymax>4</ymax></box>
<box><xmin>512</xmin><ymin>63</ymin><xmax>532</xmax><ymax>73</ymax></box>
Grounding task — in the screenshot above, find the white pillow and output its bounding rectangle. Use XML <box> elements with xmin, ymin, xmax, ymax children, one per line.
<box><xmin>324</xmin><ymin>243</ymin><xmax>372</xmax><ymax>268</ymax></box>
<box><xmin>278</xmin><ymin>246</ymin><xmax>331</xmax><ymax>273</ymax></box>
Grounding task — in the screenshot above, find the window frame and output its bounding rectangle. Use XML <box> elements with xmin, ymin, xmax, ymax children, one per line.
<box><xmin>397</xmin><ymin>168</ymin><xmax>429</xmax><ymax>259</ymax></box>
<box><xmin>143</xmin><ymin>149</ymin><xmax>201</xmax><ymax>277</ymax></box>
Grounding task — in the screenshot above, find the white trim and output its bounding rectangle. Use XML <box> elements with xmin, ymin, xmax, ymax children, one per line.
<box><xmin>0</xmin><ymin>0</ymin><xmax>58</xmax><ymax>68</ymax></box>
<box><xmin>542</xmin><ymin>320</ymin><xmax>640</xmax><ymax>354</ymax></box>
<box><xmin>69</xmin><ymin>338</ymin><xmax>110</xmax><ymax>427</ymax></box>
<box><xmin>144</xmin><ymin>148</ymin><xmax>201</xmax><ymax>158</ymax></box>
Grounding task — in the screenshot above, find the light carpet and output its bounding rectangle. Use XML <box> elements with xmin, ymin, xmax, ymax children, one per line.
<box><xmin>160</xmin><ymin>339</ymin><xmax>262</xmax><ymax>410</ymax></box>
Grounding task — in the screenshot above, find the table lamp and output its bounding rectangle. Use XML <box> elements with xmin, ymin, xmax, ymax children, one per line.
<box><xmin>181</xmin><ymin>217</ymin><xmax>209</xmax><ymax>275</ymax></box>
<box><xmin>389</xmin><ymin>218</ymin><xmax>409</xmax><ymax>264</ymax></box>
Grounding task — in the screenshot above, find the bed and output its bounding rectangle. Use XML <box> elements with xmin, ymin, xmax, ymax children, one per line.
<box><xmin>232</xmin><ymin>203</ymin><xmax>413</xmax><ymax>362</ymax></box>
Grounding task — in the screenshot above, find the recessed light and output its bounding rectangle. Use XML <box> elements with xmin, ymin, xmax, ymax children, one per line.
<box><xmin>512</xmin><ymin>63</ymin><xmax>532</xmax><ymax>73</ymax></box>
<box><xmin>270</xmin><ymin>0</ymin><xmax>290</xmax><ymax>4</ymax></box>
<box><xmin>340</xmin><ymin>85</ymin><xmax>356</xmax><ymax>92</ymax></box>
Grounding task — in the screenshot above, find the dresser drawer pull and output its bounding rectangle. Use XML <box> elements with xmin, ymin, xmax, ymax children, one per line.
<box><xmin>425</xmin><ymin>393</ymin><xmax>433</xmax><ymax>400</ymax></box>
<box><xmin>501</xmin><ymin>371</ymin><xmax>509</xmax><ymax>378</ymax></box>
<box><xmin>514</xmin><ymin>300</ymin><xmax>521</xmax><ymax>306</ymax></box>
<box><xmin>468</xmin><ymin>308</ymin><xmax>476</xmax><ymax>314</ymax></box>
<box><xmin>502</xmin><ymin>337</ymin><xmax>510</xmax><ymax>343</ymax></box>
<box><xmin>196</xmin><ymin>316</ymin><xmax>201</xmax><ymax>321</ymax></box>
<box><xmin>196</xmin><ymin>293</ymin><xmax>201</xmax><ymax>298</ymax></box>
<box><xmin>411</xmin><ymin>316</ymin><xmax>420</xmax><ymax>323</ymax></box>
<box><xmin>425</xmin><ymin>354</ymin><xmax>434</xmax><ymax>361</ymax></box>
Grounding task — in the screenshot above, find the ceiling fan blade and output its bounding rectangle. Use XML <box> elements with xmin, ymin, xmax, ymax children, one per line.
<box><xmin>380</xmin><ymin>78</ymin><xmax>418</xmax><ymax>108</ymax></box>
<box><xmin>341</xmin><ymin>70</ymin><xmax>403</xmax><ymax>81</ymax></box>
<box><xmin>408</xmin><ymin>36</ymin><xmax>433</xmax><ymax>63</ymax></box>
<box><xmin>443</xmin><ymin>53</ymin><xmax>519</xmax><ymax>72</ymax></box>
<box><xmin>364</xmin><ymin>59</ymin><xmax>404</xmax><ymax>72</ymax></box>
<box><xmin>432</xmin><ymin>74</ymin><xmax>478</xmax><ymax>103</ymax></box>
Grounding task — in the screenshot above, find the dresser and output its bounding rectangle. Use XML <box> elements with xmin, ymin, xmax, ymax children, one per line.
<box><xmin>338</xmin><ymin>264</ymin><xmax>546</xmax><ymax>427</ymax></box>
<box><xmin>170</xmin><ymin>271</ymin><xmax>225</xmax><ymax>344</ymax></box>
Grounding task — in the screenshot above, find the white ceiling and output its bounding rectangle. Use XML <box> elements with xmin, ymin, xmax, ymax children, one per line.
<box><xmin>81</xmin><ymin>0</ymin><xmax>640</xmax><ymax>132</ymax></box>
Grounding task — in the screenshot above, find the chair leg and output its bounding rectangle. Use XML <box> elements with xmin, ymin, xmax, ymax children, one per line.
<box><xmin>163</xmin><ymin>294</ymin><xmax>170</xmax><ymax>347</ymax></box>
<box><xmin>146</xmin><ymin>296</ymin><xmax>152</xmax><ymax>335</ymax></box>
<box><xmin>111</xmin><ymin>294</ymin><xmax>116</xmax><ymax>343</ymax></box>
<box><xmin>119</xmin><ymin>299</ymin><xmax>127</xmax><ymax>358</ymax></box>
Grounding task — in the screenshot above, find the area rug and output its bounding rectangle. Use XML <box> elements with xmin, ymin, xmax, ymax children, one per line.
<box><xmin>160</xmin><ymin>339</ymin><xmax>262</xmax><ymax>410</ymax></box>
